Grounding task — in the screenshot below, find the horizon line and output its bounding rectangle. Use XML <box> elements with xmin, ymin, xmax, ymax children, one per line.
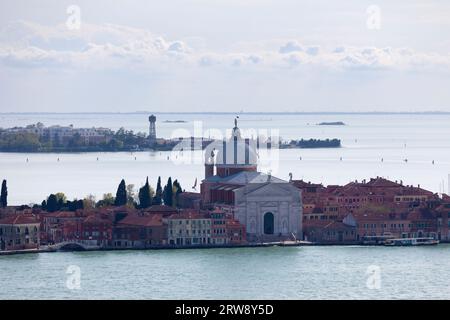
<box><xmin>2</xmin><ymin>111</ymin><xmax>450</xmax><ymax>115</ymax></box>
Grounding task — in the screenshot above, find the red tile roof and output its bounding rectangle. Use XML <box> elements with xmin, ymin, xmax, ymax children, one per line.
<box><xmin>145</xmin><ymin>205</ymin><xmax>178</xmax><ymax>213</ymax></box>
<box><xmin>0</xmin><ymin>214</ymin><xmax>40</xmax><ymax>225</ymax></box>
<box><xmin>178</xmin><ymin>192</ymin><xmax>202</xmax><ymax>199</ymax></box>
<box><xmin>167</xmin><ymin>210</ymin><xmax>209</xmax><ymax>220</ymax></box>
<box><xmin>117</xmin><ymin>213</ymin><xmax>164</xmax><ymax>227</ymax></box>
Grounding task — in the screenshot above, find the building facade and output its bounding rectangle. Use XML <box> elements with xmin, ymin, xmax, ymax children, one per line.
<box><xmin>0</xmin><ymin>214</ymin><xmax>40</xmax><ymax>251</ymax></box>
<box><xmin>166</xmin><ymin>211</ymin><xmax>212</xmax><ymax>246</ymax></box>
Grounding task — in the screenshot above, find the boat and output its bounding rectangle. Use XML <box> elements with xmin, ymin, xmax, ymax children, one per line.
<box><xmin>362</xmin><ymin>235</ymin><xmax>394</xmax><ymax>245</ymax></box>
<box><xmin>384</xmin><ymin>237</ymin><xmax>439</xmax><ymax>246</ymax></box>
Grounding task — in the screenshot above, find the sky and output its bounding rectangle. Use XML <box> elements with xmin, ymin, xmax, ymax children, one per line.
<box><xmin>0</xmin><ymin>0</ymin><xmax>450</xmax><ymax>113</ymax></box>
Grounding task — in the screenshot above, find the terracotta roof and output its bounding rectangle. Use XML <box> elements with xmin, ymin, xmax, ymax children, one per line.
<box><xmin>0</xmin><ymin>214</ymin><xmax>40</xmax><ymax>225</ymax></box>
<box><xmin>146</xmin><ymin>205</ymin><xmax>178</xmax><ymax>212</ymax></box>
<box><xmin>83</xmin><ymin>214</ymin><xmax>111</xmax><ymax>224</ymax></box>
<box><xmin>365</xmin><ymin>177</ymin><xmax>402</xmax><ymax>188</ymax></box>
<box><xmin>292</xmin><ymin>180</ymin><xmax>324</xmax><ymax>188</ymax></box>
<box><xmin>44</xmin><ymin>211</ymin><xmax>82</xmax><ymax>218</ymax></box>
<box><xmin>118</xmin><ymin>213</ymin><xmax>164</xmax><ymax>227</ymax></box>
<box><xmin>167</xmin><ymin>210</ymin><xmax>209</xmax><ymax>220</ymax></box>
<box><xmin>178</xmin><ymin>192</ymin><xmax>202</xmax><ymax>199</ymax></box>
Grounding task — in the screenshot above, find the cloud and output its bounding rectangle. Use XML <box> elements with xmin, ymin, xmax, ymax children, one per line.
<box><xmin>279</xmin><ymin>41</ymin><xmax>302</xmax><ymax>54</ymax></box>
<box><xmin>305</xmin><ymin>46</ymin><xmax>320</xmax><ymax>56</ymax></box>
<box><xmin>1</xmin><ymin>21</ymin><xmax>450</xmax><ymax>73</ymax></box>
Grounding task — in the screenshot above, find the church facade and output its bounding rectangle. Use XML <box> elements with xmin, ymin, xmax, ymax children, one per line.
<box><xmin>233</xmin><ymin>182</ymin><xmax>302</xmax><ymax>240</ymax></box>
<box><xmin>200</xmin><ymin>119</ymin><xmax>303</xmax><ymax>240</ymax></box>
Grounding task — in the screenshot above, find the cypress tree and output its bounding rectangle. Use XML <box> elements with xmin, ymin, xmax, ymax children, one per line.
<box><xmin>173</xmin><ymin>179</ymin><xmax>183</xmax><ymax>207</ymax></box>
<box><xmin>46</xmin><ymin>194</ymin><xmax>58</xmax><ymax>212</ymax></box>
<box><xmin>163</xmin><ymin>177</ymin><xmax>173</xmax><ymax>207</ymax></box>
<box><xmin>153</xmin><ymin>176</ymin><xmax>163</xmax><ymax>205</ymax></box>
<box><xmin>0</xmin><ymin>180</ymin><xmax>7</xmax><ymax>208</ymax></box>
<box><xmin>114</xmin><ymin>179</ymin><xmax>127</xmax><ymax>206</ymax></box>
<box><xmin>138</xmin><ymin>177</ymin><xmax>152</xmax><ymax>208</ymax></box>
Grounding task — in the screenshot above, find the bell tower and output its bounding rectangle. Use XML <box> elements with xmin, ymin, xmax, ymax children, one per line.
<box><xmin>148</xmin><ymin>114</ymin><xmax>156</xmax><ymax>142</ymax></box>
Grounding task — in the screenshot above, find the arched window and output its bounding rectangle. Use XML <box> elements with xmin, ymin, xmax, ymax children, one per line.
<box><xmin>264</xmin><ymin>212</ymin><xmax>274</xmax><ymax>235</ymax></box>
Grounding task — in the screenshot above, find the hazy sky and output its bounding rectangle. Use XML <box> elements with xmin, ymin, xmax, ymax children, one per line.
<box><xmin>1</xmin><ymin>0</ymin><xmax>450</xmax><ymax>113</ymax></box>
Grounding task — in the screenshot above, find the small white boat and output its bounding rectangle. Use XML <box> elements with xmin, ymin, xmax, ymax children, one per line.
<box><xmin>384</xmin><ymin>237</ymin><xmax>439</xmax><ymax>246</ymax></box>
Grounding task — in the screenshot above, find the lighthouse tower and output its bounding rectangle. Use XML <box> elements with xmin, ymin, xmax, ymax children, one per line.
<box><xmin>148</xmin><ymin>114</ymin><xmax>156</xmax><ymax>143</ymax></box>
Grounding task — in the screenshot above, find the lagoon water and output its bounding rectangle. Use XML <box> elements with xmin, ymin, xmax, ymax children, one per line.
<box><xmin>1</xmin><ymin>113</ymin><xmax>450</xmax><ymax>300</ymax></box>
<box><xmin>1</xmin><ymin>245</ymin><xmax>450</xmax><ymax>300</ymax></box>
<box><xmin>1</xmin><ymin>113</ymin><xmax>450</xmax><ymax>205</ymax></box>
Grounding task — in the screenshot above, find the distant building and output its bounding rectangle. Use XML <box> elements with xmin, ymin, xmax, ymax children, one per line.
<box><xmin>166</xmin><ymin>211</ymin><xmax>212</xmax><ymax>246</ymax></box>
<box><xmin>0</xmin><ymin>214</ymin><xmax>40</xmax><ymax>251</ymax></box>
<box><xmin>4</xmin><ymin>123</ymin><xmax>113</xmax><ymax>145</ymax></box>
<box><xmin>210</xmin><ymin>209</ymin><xmax>228</xmax><ymax>245</ymax></box>
<box><xmin>177</xmin><ymin>192</ymin><xmax>202</xmax><ymax>210</ymax></box>
<box><xmin>112</xmin><ymin>213</ymin><xmax>167</xmax><ymax>248</ymax></box>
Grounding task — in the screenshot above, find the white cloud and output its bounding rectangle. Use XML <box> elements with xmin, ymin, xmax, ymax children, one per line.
<box><xmin>1</xmin><ymin>21</ymin><xmax>449</xmax><ymax>73</ymax></box>
<box><xmin>279</xmin><ymin>41</ymin><xmax>302</xmax><ymax>54</ymax></box>
<box><xmin>1</xmin><ymin>20</ymin><xmax>450</xmax><ymax>113</ymax></box>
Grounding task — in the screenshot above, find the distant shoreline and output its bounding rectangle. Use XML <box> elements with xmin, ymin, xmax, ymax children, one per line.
<box><xmin>2</xmin><ymin>111</ymin><xmax>450</xmax><ymax>115</ymax></box>
<box><xmin>2</xmin><ymin>241</ymin><xmax>450</xmax><ymax>256</ymax></box>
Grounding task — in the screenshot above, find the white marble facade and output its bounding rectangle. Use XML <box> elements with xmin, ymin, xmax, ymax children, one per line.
<box><xmin>233</xmin><ymin>182</ymin><xmax>302</xmax><ymax>239</ymax></box>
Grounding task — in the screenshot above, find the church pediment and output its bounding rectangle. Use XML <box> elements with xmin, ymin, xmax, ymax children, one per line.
<box><xmin>237</xmin><ymin>182</ymin><xmax>299</xmax><ymax>198</ymax></box>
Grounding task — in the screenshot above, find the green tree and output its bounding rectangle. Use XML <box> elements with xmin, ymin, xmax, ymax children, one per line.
<box><xmin>126</xmin><ymin>184</ymin><xmax>136</xmax><ymax>206</ymax></box>
<box><xmin>46</xmin><ymin>194</ymin><xmax>58</xmax><ymax>212</ymax></box>
<box><xmin>55</xmin><ymin>192</ymin><xmax>67</xmax><ymax>210</ymax></box>
<box><xmin>173</xmin><ymin>179</ymin><xmax>183</xmax><ymax>207</ymax></box>
<box><xmin>68</xmin><ymin>132</ymin><xmax>85</xmax><ymax>149</ymax></box>
<box><xmin>138</xmin><ymin>177</ymin><xmax>153</xmax><ymax>209</ymax></box>
<box><xmin>0</xmin><ymin>132</ymin><xmax>41</xmax><ymax>152</ymax></box>
<box><xmin>83</xmin><ymin>194</ymin><xmax>96</xmax><ymax>209</ymax></box>
<box><xmin>0</xmin><ymin>180</ymin><xmax>7</xmax><ymax>208</ymax></box>
<box><xmin>96</xmin><ymin>193</ymin><xmax>115</xmax><ymax>207</ymax></box>
<box><xmin>163</xmin><ymin>177</ymin><xmax>173</xmax><ymax>207</ymax></box>
<box><xmin>153</xmin><ymin>176</ymin><xmax>163</xmax><ymax>205</ymax></box>
<box><xmin>114</xmin><ymin>179</ymin><xmax>127</xmax><ymax>206</ymax></box>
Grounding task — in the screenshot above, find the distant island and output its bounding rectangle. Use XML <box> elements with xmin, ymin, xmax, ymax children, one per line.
<box><xmin>163</xmin><ymin>120</ymin><xmax>187</xmax><ymax>123</ymax></box>
<box><xmin>0</xmin><ymin>123</ymin><xmax>153</xmax><ymax>152</ymax></box>
<box><xmin>0</xmin><ymin>117</ymin><xmax>342</xmax><ymax>152</ymax></box>
<box><xmin>317</xmin><ymin>121</ymin><xmax>346</xmax><ymax>126</ymax></box>
<box><xmin>282</xmin><ymin>138</ymin><xmax>341</xmax><ymax>149</ymax></box>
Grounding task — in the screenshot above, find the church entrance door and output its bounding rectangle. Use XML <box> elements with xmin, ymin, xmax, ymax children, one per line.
<box><xmin>264</xmin><ymin>212</ymin><xmax>274</xmax><ymax>235</ymax></box>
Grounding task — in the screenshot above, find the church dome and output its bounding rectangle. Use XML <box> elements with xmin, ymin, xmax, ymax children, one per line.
<box><xmin>204</xmin><ymin>118</ymin><xmax>258</xmax><ymax>178</ymax></box>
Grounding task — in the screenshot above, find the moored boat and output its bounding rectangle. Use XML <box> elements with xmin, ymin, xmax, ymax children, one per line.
<box><xmin>384</xmin><ymin>237</ymin><xmax>439</xmax><ymax>246</ymax></box>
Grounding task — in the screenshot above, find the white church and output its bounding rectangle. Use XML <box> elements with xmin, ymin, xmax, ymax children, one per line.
<box><xmin>200</xmin><ymin>119</ymin><xmax>302</xmax><ymax>241</ymax></box>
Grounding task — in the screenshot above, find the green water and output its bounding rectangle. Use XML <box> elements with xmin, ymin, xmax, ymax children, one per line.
<box><xmin>1</xmin><ymin>245</ymin><xmax>449</xmax><ymax>299</ymax></box>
